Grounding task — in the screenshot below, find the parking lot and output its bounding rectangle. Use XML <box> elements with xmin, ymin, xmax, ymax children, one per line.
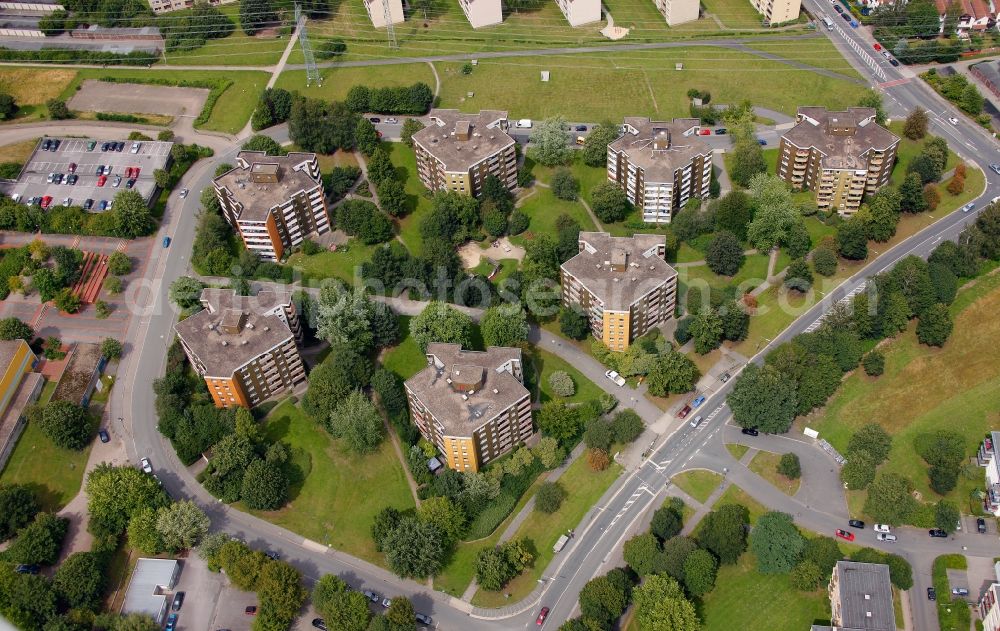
<box><xmin>1</xmin><ymin>136</ymin><xmax>173</xmax><ymax>211</ymax></box>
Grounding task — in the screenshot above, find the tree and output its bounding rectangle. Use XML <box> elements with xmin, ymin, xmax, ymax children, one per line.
<box><xmin>590</xmin><ymin>182</ymin><xmax>631</xmax><ymax>223</ymax></box>
<box><xmin>886</xmin><ymin>554</ymin><xmax>913</xmax><ymax>590</ymax></box>
<box><xmin>112</xmin><ymin>190</ymin><xmax>154</xmax><ymax>238</ymax></box>
<box><xmin>578</xmin><ymin>568</ymin><xmax>632</xmax><ymax>628</ymax></box>
<box><xmin>313</xmin><ymin>575</ymin><xmax>370</xmax><ymax>631</ymax></box>
<box><xmin>240</xmin><ymin>460</ymin><xmax>288</xmax><ymax>510</ymax></box>
<box><xmin>0</xmin><ymin>565</ymin><xmax>58</xmax><ymax>629</ymax></box>
<box><xmin>106</xmin><ymin>251</ymin><xmax>131</xmax><ymax>276</ymax></box>
<box><xmin>385</xmin><ymin>597</ymin><xmax>415</xmax><ymax>627</ymax></box>
<box><xmin>155</xmin><ymin>500</ymin><xmax>209</xmax><ymax>552</ymax></box>
<box><xmin>857</xmin><ymin>89</ymin><xmax>887</xmax><ymax>125</ymax></box>
<box><xmin>840</xmin><ymin>449</ymin><xmax>877</xmax><ymax>490</ymax></box>
<box><xmin>863</xmin><ymin>472</ymin><xmax>916</xmax><ymax>524</ymax></box>
<box><xmin>417</xmin><ymin>496</ymin><xmax>466</xmax><ymax>544</ymax></box>
<box><xmin>535</xmin><ymin>481</ymin><xmax>567</xmax><ymax>514</ymax></box>
<box><xmin>100</xmin><ymin>337</ymin><xmax>123</xmax><ymax>361</ymax></box>
<box><xmin>302</xmin><ymin>345</ymin><xmax>372</xmax><ymax>421</ymax></box>
<box><xmin>551</xmin><ymin>168</ymin><xmax>579</xmax><ymax>201</ymax></box>
<box><xmin>169</xmin><ymin>276</ymin><xmax>204</xmax><ymax>310</ymax></box>
<box><xmin>47</xmin><ymin>99</ymin><xmax>70</xmax><ymax>120</ymax></box>
<box><xmin>53</xmin><ymin>551</ymin><xmax>106</xmax><ymax>611</ymax></box>
<box><xmin>683</xmin><ymin>548</ymin><xmax>718</xmax><ymax>596</ymax></box>
<box><xmin>903</xmin><ymin>108</ymin><xmax>929</xmax><ymax>140</ymax></box>
<box><xmin>3</xmin><ymin>512</ymin><xmax>68</xmax><ymax>565</ymax></box>
<box><xmin>0</xmin><ymin>317</ymin><xmax>32</xmax><ymax>341</ymax></box>
<box><xmin>581</xmin><ymin>121</ymin><xmax>619</xmax><ymax>167</ymax></box>
<box><xmin>689</xmin><ymin>310</ymin><xmax>723</xmax><ymax>355</ymax></box>
<box><xmin>548</xmin><ymin>371</ymin><xmax>575</xmax><ymax>397</ymax></box>
<box><xmin>536</xmin><ymin>402</ymin><xmax>581</xmax><ymax>443</ymax></box>
<box><xmin>790</xmin><ymin>559</ymin><xmax>824</xmax><ymax>591</ymax></box>
<box><xmin>935</xmin><ymin>499</ymin><xmax>960</xmax><ymax>533</ymax></box>
<box><xmin>705</xmin><ymin>231</ymin><xmax>745</xmax><ymax>276</ymax></box>
<box><xmin>0</xmin><ymin>92</ymin><xmax>16</xmax><ymax>120</ymax></box>
<box><xmin>38</xmin><ymin>401</ymin><xmax>90</xmax><ymax>450</ymax></box>
<box><xmin>410</xmin><ymin>301</ymin><xmax>473</xmax><ymax>353</ymax></box>
<box><xmin>401</xmin><ymin>118</ymin><xmax>425</xmax><ymax>148</ymax></box>
<box><xmin>960</xmin><ymin>82</ymin><xmax>984</xmax><ymax>115</ymax></box>
<box><xmin>623</xmin><ymin>533</ymin><xmax>661</xmax><ymax>576</ymax></box>
<box><xmin>127</xmin><ymin>506</ymin><xmax>162</xmax><ymax>555</ymax></box>
<box><xmin>802</xmin><ymin>536</ymin><xmax>843</xmax><ymax>578</ymax></box>
<box><xmin>778</xmin><ymin>453</ymin><xmax>801</xmax><ymax>479</ymax></box>
<box><xmin>730</xmin><ymin>139</ymin><xmax>767</xmax><ymax>187</ymax></box>
<box><xmin>915</xmin><ymin>429</ymin><xmax>964</xmax><ymax>495</ymax></box>
<box><xmin>289</xmin><ymin>97</ymin><xmax>360</xmax><ymax>154</ymax></box>
<box><xmin>53</xmin><ymin>289</ymin><xmax>81</xmax><ymax>314</ymax></box>
<box><xmin>908</xmin><ymin>153</ymin><xmax>942</xmax><ymax>185</ymax></box>
<box><xmin>239</xmin><ymin>0</ymin><xmax>276</xmax><ymax>35</ymax></box>
<box><xmin>750</xmin><ymin>511</ymin><xmax>804</xmax><ymax>574</ymax></box>
<box><xmin>611</xmin><ymin>409</ymin><xmax>644</xmax><ymax>444</ymax></box>
<box><xmin>715</xmin><ymin>191</ymin><xmax>754</xmax><ymax>241</ymax></box>
<box><xmin>632</xmin><ymin>574</ymin><xmax>699</xmax><ymax>631</ymax></box>
<box><xmin>928</xmin><ymin>262</ymin><xmax>958</xmax><ymax>305</ymax></box>
<box><xmin>784</xmin><ymin>258</ymin><xmax>813</xmax><ymax>292</ymax></box>
<box><xmin>257</xmin><ymin>560</ymin><xmax>307</xmax><ymax>628</ymax></box>
<box><xmin>559</xmin><ymin>307</ymin><xmax>589</xmax><ymax>340</ymax></box>
<box><xmin>646</xmin><ymin>351</ymin><xmax>700</xmax><ymax>397</ymax></box>
<box><xmin>533</xmin><ymin>437</ymin><xmax>566</xmax><ymax>470</ymax></box>
<box><xmin>528</xmin><ymin>117</ymin><xmax>572</xmax><ymax>166</ymax></box>
<box><xmin>836</xmin><ymin>218</ymin><xmax>868</xmax><ymax>260</ymax></box>
<box><xmin>916</xmin><ymin>303</ymin><xmax>953</xmax><ymax>347</ymax></box>
<box><xmin>0</xmin><ymin>485</ymin><xmax>37</xmax><ymax>543</ymax></box>
<box><xmin>355</xmin><ymin>117</ymin><xmax>380</xmax><ymax>157</ymax></box>
<box><xmin>480</xmin><ymin>303</ymin><xmax>528</xmax><ymax>347</ymax></box>
<box><xmin>747</xmin><ymin>175</ymin><xmax>798</xmax><ymax>251</ymax></box>
<box><xmin>326</xmin><ymin>390</ymin><xmax>385</xmax><ymax>454</ymax></box>
<box><xmin>727</xmin><ymin>363</ymin><xmax>798</xmax><ymax>433</ymax></box>
<box><xmin>698</xmin><ymin>503</ymin><xmax>748</xmax><ymax>564</ymax></box>
<box><xmin>587</xmin><ymin>447</ymin><xmax>610</xmax><ymax>471</ymax></box>
<box><xmin>846</xmin><ymin>424</ymin><xmax>892</xmax><ymax>466</ymax></box>
<box><xmin>382</xmin><ymin>516</ymin><xmax>446</xmax><ymax>579</ymax></box>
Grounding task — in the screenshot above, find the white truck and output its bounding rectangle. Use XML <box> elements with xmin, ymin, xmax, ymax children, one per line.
<box><xmin>515</xmin><ymin>119</ymin><xmax>532</xmax><ymax>129</ymax></box>
<box><xmin>553</xmin><ymin>534</ymin><xmax>569</xmax><ymax>553</ymax></box>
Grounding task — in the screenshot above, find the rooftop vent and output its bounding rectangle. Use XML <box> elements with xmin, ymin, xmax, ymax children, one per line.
<box><xmin>241</xmin><ymin>340</ymin><xmax>248</xmax><ymax>345</ymax></box>
<box><xmin>246</xmin><ymin>322</ymin><xmax>254</xmax><ymax>329</ymax></box>
<box><xmin>461</xmin><ymin>394</ymin><xmax>468</xmax><ymax>401</ymax></box>
<box><xmin>222</xmin><ymin>340</ymin><xmax>228</xmax><ymax>346</ymax></box>
<box><xmin>446</xmin><ymin>378</ymin><xmax>453</xmax><ymax>384</ymax></box>
<box><xmin>263</xmin><ymin>326</ymin><xmax>270</xmax><ymax>331</ymax></box>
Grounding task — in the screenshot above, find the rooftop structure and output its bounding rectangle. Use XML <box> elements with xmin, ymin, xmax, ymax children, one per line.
<box><xmin>121</xmin><ymin>558</ymin><xmax>180</xmax><ymax>624</ymax></box>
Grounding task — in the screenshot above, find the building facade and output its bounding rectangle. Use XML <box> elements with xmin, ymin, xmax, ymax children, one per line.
<box><xmin>363</xmin><ymin>0</ymin><xmax>405</xmax><ymax>28</ymax></box>
<box><xmin>149</xmin><ymin>0</ymin><xmax>232</xmax><ymax>13</ymax></box>
<box><xmin>459</xmin><ymin>0</ymin><xmax>503</xmax><ymax>27</ymax></box>
<box><xmin>0</xmin><ymin>340</ymin><xmax>42</xmax><ymax>470</ymax></box>
<box><xmin>214</xmin><ymin>151</ymin><xmax>330</xmax><ymax>262</ymax></box>
<box><xmin>555</xmin><ymin>0</ymin><xmax>602</xmax><ymax>25</ymax></box>
<box><xmin>607</xmin><ymin>117</ymin><xmax>712</xmax><ymax>224</ymax></box>
<box><xmin>652</xmin><ymin>0</ymin><xmax>700</xmax><ymax>25</ymax></box>
<box><xmin>404</xmin><ymin>344</ymin><xmax>532</xmax><ymax>472</ymax></box>
<box><xmin>749</xmin><ymin>0</ymin><xmax>800</xmax><ymax>24</ymax></box>
<box><xmin>979</xmin><ymin>432</ymin><xmax>1000</xmax><ymax>515</ymax></box>
<box><xmin>978</xmin><ymin>561</ymin><xmax>1000</xmax><ymax>630</ymax></box>
<box><xmin>174</xmin><ymin>289</ymin><xmax>306</xmax><ymax>409</ymax></box>
<box><xmin>936</xmin><ymin>0</ymin><xmax>996</xmax><ymax>34</ymax></box>
<box><xmin>777</xmin><ymin>107</ymin><xmax>899</xmax><ymax>217</ymax></box>
<box><xmin>817</xmin><ymin>561</ymin><xmax>894</xmax><ymax>631</ymax></box>
<box><xmin>560</xmin><ymin>232</ymin><xmax>678</xmax><ymax>351</ymax></box>
<box><xmin>412</xmin><ymin>109</ymin><xmax>517</xmax><ymax>197</ymax></box>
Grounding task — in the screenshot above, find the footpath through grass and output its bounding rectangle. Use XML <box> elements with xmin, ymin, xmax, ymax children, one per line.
<box><xmin>671</xmin><ymin>469</ymin><xmax>723</xmax><ymax>504</ymax></box>
<box><xmin>253</xmin><ymin>399</ymin><xmax>415</xmax><ymax>566</ymax></box>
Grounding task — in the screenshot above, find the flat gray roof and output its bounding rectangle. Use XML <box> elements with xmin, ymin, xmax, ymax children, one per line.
<box><xmin>213</xmin><ymin>151</ymin><xmax>321</xmax><ymax>222</ymax></box>
<box><xmin>833</xmin><ymin>561</ymin><xmax>895</xmax><ymax>631</ymax></box>
<box><xmin>609</xmin><ymin>117</ymin><xmax>710</xmax><ymax>183</ymax></box>
<box><xmin>412</xmin><ymin>109</ymin><xmax>514</xmax><ymax>173</ymax></box>
<box><xmin>121</xmin><ymin>558</ymin><xmax>177</xmax><ymax>622</ymax></box>
<box><xmin>783</xmin><ymin>107</ymin><xmax>899</xmax><ymax>170</ymax></box>
<box><xmin>561</xmin><ymin>232</ymin><xmax>677</xmax><ymax>311</ymax></box>
<box><xmin>51</xmin><ymin>342</ymin><xmax>102</xmax><ymax>405</ymax></box>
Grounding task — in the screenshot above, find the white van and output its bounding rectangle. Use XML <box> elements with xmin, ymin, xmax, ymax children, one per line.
<box><xmin>516</xmin><ymin>119</ymin><xmax>532</xmax><ymax>129</ymax></box>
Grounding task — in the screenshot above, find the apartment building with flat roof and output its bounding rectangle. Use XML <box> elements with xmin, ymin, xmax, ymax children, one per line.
<box><xmin>175</xmin><ymin>288</ymin><xmax>306</xmax><ymax>409</ymax></box>
<box><xmin>812</xmin><ymin>561</ymin><xmax>894</xmax><ymax>631</ymax></box>
<box><xmin>652</xmin><ymin>0</ymin><xmax>700</xmax><ymax>25</ymax></box>
<box><xmin>560</xmin><ymin>232</ymin><xmax>678</xmax><ymax>351</ymax></box>
<box><xmin>555</xmin><ymin>0</ymin><xmax>602</xmax><ymax>25</ymax></box>
<box><xmin>404</xmin><ymin>343</ymin><xmax>532</xmax><ymax>472</ymax></box>
<box><xmin>777</xmin><ymin>107</ymin><xmax>899</xmax><ymax>217</ymax></box>
<box><xmin>749</xmin><ymin>0</ymin><xmax>800</xmax><ymax>24</ymax></box>
<box><xmin>214</xmin><ymin>151</ymin><xmax>330</xmax><ymax>262</ymax></box>
<box><xmin>607</xmin><ymin>117</ymin><xmax>712</xmax><ymax>225</ymax></box>
<box><xmin>363</xmin><ymin>0</ymin><xmax>405</xmax><ymax>27</ymax></box>
<box><xmin>412</xmin><ymin>109</ymin><xmax>517</xmax><ymax>197</ymax></box>
<box><xmin>459</xmin><ymin>0</ymin><xmax>503</xmax><ymax>27</ymax></box>
<box><xmin>149</xmin><ymin>0</ymin><xmax>231</xmax><ymax>14</ymax></box>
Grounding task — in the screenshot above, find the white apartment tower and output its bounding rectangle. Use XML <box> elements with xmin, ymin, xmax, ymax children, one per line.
<box><xmin>555</xmin><ymin>0</ymin><xmax>602</xmax><ymax>26</ymax></box>
<box><xmin>363</xmin><ymin>0</ymin><xmax>405</xmax><ymax>28</ymax></box>
<box><xmin>653</xmin><ymin>0</ymin><xmax>700</xmax><ymax>25</ymax></box>
<box><xmin>459</xmin><ymin>0</ymin><xmax>503</xmax><ymax>27</ymax></box>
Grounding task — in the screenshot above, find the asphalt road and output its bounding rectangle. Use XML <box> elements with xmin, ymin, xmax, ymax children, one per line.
<box><xmin>97</xmin><ymin>18</ymin><xmax>1000</xmax><ymax>630</ymax></box>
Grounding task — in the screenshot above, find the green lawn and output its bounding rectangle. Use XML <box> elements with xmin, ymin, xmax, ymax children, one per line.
<box><xmin>808</xmin><ymin>273</ymin><xmax>1000</xmax><ymax>514</ymax></box>
<box><xmin>726</xmin><ymin>443</ymin><xmax>750</xmax><ymax>460</ymax></box>
<box><xmin>671</xmin><ymin>469</ymin><xmax>723</xmax><ymax>504</ymax></box>
<box><xmin>162</xmin><ymin>5</ymin><xmax>288</xmax><ymax>66</ymax></box>
<box><xmin>381</xmin><ymin>316</ymin><xmax>426</xmax><ymax>379</ymax></box>
<box><xmin>471</xmin><ymin>455</ymin><xmax>623</xmax><ymax>606</ymax></box>
<box><xmin>274</xmin><ymin>64</ymin><xmax>436</xmax><ymax>102</ymax></box>
<box><xmin>932</xmin><ymin>554</ymin><xmax>971</xmax><ymax>631</ymax></box>
<box><xmin>681</xmin><ymin>251</ymin><xmax>771</xmax><ymax>293</ymax></box>
<box><xmin>510</xmin><ymin>186</ymin><xmax>597</xmax><ymax>248</ymax></box>
<box><xmin>285</xmin><ymin>242</ymin><xmax>376</xmax><ymax>285</ymax></box>
<box><xmin>253</xmin><ymin>400</ymin><xmax>415</xmax><ymax>566</ymax></box>
<box><xmin>714</xmin><ymin>483</ymin><xmax>769</xmax><ymax>524</ymax></box>
<box><xmin>57</xmin><ymin>68</ymin><xmax>268</xmax><ymax>135</ymax></box>
<box><xmin>888</xmin><ymin>121</ymin><xmax>961</xmax><ymax>184</ymax></box>
<box><xmin>743</xmin><ymin>38</ymin><xmax>864</xmax><ymax>79</ymax></box>
<box><xmin>701</xmin><ymin>552</ymin><xmax>830</xmax><ymax>631</ymax></box>
<box><xmin>386</xmin><ymin>143</ymin><xmax>434</xmax><ymax>256</ymax></box>
<box><xmin>748</xmin><ymin>450</ymin><xmax>801</xmax><ymax>496</ymax></box>
<box><xmin>532</xmin><ymin>347</ymin><xmax>604</xmax><ymax>404</ymax></box>
<box><xmin>0</xmin><ymin>379</ymin><xmax>91</xmax><ymax>512</ymax></box>
<box><xmin>699</xmin><ymin>0</ymin><xmax>770</xmax><ymax>28</ymax></box>
<box><xmin>434</xmin><ymin>48</ymin><xmax>869</xmax><ymax>121</ymax></box>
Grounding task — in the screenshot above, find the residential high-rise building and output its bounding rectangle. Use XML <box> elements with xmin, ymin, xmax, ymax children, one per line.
<box><xmin>175</xmin><ymin>288</ymin><xmax>306</xmax><ymax>409</ymax></box>
<box><xmin>555</xmin><ymin>0</ymin><xmax>602</xmax><ymax>26</ymax></box>
<box><xmin>607</xmin><ymin>117</ymin><xmax>712</xmax><ymax>224</ymax></box>
<box><xmin>978</xmin><ymin>431</ymin><xmax>1000</xmax><ymax>516</ymax></box>
<box><xmin>811</xmin><ymin>561</ymin><xmax>894</xmax><ymax>631</ymax></box>
<box><xmin>777</xmin><ymin>107</ymin><xmax>899</xmax><ymax>217</ymax></box>
<box><xmin>363</xmin><ymin>0</ymin><xmax>404</xmax><ymax>27</ymax></box>
<box><xmin>977</xmin><ymin>561</ymin><xmax>1000</xmax><ymax>630</ymax></box>
<box><xmin>560</xmin><ymin>232</ymin><xmax>678</xmax><ymax>351</ymax></box>
<box><xmin>214</xmin><ymin>151</ymin><xmax>330</xmax><ymax>262</ymax></box>
<box><xmin>749</xmin><ymin>0</ymin><xmax>800</xmax><ymax>24</ymax></box>
<box><xmin>404</xmin><ymin>344</ymin><xmax>532</xmax><ymax>472</ymax></box>
<box><xmin>412</xmin><ymin>109</ymin><xmax>517</xmax><ymax>197</ymax></box>
<box><xmin>652</xmin><ymin>0</ymin><xmax>700</xmax><ymax>25</ymax></box>
<box><xmin>459</xmin><ymin>0</ymin><xmax>503</xmax><ymax>27</ymax></box>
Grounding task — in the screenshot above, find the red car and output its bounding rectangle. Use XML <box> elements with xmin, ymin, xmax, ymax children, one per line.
<box><xmin>677</xmin><ymin>405</ymin><xmax>692</xmax><ymax>419</ymax></box>
<box><xmin>873</xmin><ymin>43</ymin><xmax>882</xmax><ymax>51</ymax></box>
<box><xmin>68</xmin><ymin>162</ymin><xmax>76</xmax><ymax>173</ymax></box>
<box><xmin>124</xmin><ymin>167</ymin><xmax>133</xmax><ymax>178</ymax></box>
<box><xmin>97</xmin><ymin>175</ymin><xmax>107</xmax><ymax>187</ymax></box>
<box><xmin>40</xmin><ymin>196</ymin><xmax>52</xmax><ymax>209</ymax></box>
<box><xmin>835</xmin><ymin>529</ymin><xmax>855</xmax><ymax>542</ymax></box>
<box><xmin>536</xmin><ymin>607</ymin><xmax>550</xmax><ymax>625</ymax></box>
<box><xmin>132</xmin><ymin>167</ymin><xmax>140</xmax><ymax>177</ymax></box>
<box><xmin>698</xmin><ymin>128</ymin><xmax>711</xmax><ymax>135</ymax></box>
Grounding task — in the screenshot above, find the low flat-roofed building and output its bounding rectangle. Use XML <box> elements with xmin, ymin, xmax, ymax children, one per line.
<box><xmin>560</xmin><ymin>232</ymin><xmax>678</xmax><ymax>351</ymax></box>
<box><xmin>121</xmin><ymin>558</ymin><xmax>180</xmax><ymax>624</ymax></box>
<box><xmin>412</xmin><ymin>109</ymin><xmax>517</xmax><ymax>197</ymax></box>
<box><xmin>405</xmin><ymin>343</ymin><xmax>532</xmax><ymax>472</ymax></box>
<box><xmin>51</xmin><ymin>342</ymin><xmax>105</xmax><ymax>407</ymax></box>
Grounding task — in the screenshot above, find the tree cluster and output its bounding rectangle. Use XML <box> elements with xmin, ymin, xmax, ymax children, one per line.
<box><xmin>345</xmin><ymin>83</ymin><xmax>434</xmax><ymax>115</ymax></box>
<box><xmin>250</xmin><ymin>87</ymin><xmax>293</xmax><ymax>131</ymax></box>
<box><xmin>474</xmin><ymin>538</ymin><xmax>534</xmax><ymax>591</ymax></box>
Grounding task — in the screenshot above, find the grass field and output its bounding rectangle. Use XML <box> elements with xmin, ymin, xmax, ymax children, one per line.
<box><xmin>434</xmin><ymin>47</ymin><xmax>868</xmax><ymax>121</ymax></box>
<box><xmin>510</xmin><ymin>186</ymin><xmax>598</xmax><ymax>248</ymax></box>
<box><xmin>701</xmin><ymin>552</ymin><xmax>830</xmax><ymax>631</ymax></box>
<box><xmin>381</xmin><ymin>316</ymin><xmax>426</xmax><ymax>379</ymax></box>
<box><xmin>726</xmin><ymin>443</ymin><xmax>750</xmax><ymax>460</ymax></box>
<box><xmin>0</xmin><ymin>378</ymin><xmax>90</xmax><ymax>512</ymax></box>
<box><xmin>386</xmin><ymin>143</ymin><xmax>434</xmax><ymax>256</ymax></box>
<box><xmin>253</xmin><ymin>400</ymin><xmax>415</xmax><ymax>566</ymax></box>
<box><xmin>671</xmin><ymin>469</ymin><xmax>723</xmax><ymax>504</ymax></box>
<box><xmin>533</xmin><ymin>347</ymin><xmax>604</xmax><ymax>404</ymax></box>
<box><xmin>286</xmin><ymin>242</ymin><xmax>376</xmax><ymax>285</ymax></box>
<box><xmin>806</xmin><ymin>271</ymin><xmax>1000</xmax><ymax>513</ymax></box>
<box><xmin>681</xmin><ymin>251</ymin><xmax>771</xmax><ymax>293</ymax></box>
<box><xmin>699</xmin><ymin>0</ymin><xmax>770</xmax><ymax>29</ymax></box>
<box><xmin>743</xmin><ymin>38</ymin><xmax>864</xmax><ymax>79</ymax></box>
<box><xmin>0</xmin><ymin>139</ymin><xmax>38</xmax><ymax>165</ymax></box>
<box><xmin>471</xmin><ymin>455</ymin><xmax>622</xmax><ymax>606</ymax></box>
<box><xmin>748</xmin><ymin>450</ymin><xmax>801</xmax><ymax>496</ymax></box>
<box><xmin>714</xmin><ymin>483</ymin><xmax>769</xmax><ymax>524</ymax></box>
<box><xmin>274</xmin><ymin>64</ymin><xmax>436</xmax><ymax>102</ymax></box>
<box><xmin>162</xmin><ymin>5</ymin><xmax>288</xmax><ymax>67</ymax></box>
<box><xmin>57</xmin><ymin>68</ymin><xmax>268</xmax><ymax>135</ymax></box>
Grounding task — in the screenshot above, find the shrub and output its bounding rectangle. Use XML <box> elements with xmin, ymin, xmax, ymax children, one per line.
<box><xmin>534</xmin><ymin>482</ymin><xmax>566</xmax><ymax>513</ymax></box>
<box><xmin>548</xmin><ymin>371</ymin><xmax>575</xmax><ymax>397</ymax></box>
<box><xmin>778</xmin><ymin>453</ymin><xmax>801</xmax><ymax>479</ymax></box>
<box><xmin>862</xmin><ymin>351</ymin><xmax>885</xmax><ymax>376</ymax></box>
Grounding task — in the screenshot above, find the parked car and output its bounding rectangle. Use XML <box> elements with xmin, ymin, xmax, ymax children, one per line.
<box><xmin>40</xmin><ymin>196</ymin><xmax>52</xmax><ymax>209</ymax></box>
<box><xmin>131</xmin><ymin>142</ymin><xmax>141</xmax><ymax>154</ymax></box>
<box><xmin>962</xmin><ymin>203</ymin><xmax>975</xmax><ymax>213</ymax></box>
<box><xmin>126</xmin><ymin>179</ymin><xmax>135</xmax><ymax>189</ymax></box>
<box><xmin>605</xmin><ymin>370</ymin><xmax>625</xmax><ymax>387</ymax></box>
<box><xmin>312</xmin><ymin>619</ymin><xmax>328</xmax><ymax>630</ymax></box>
<box><xmin>677</xmin><ymin>405</ymin><xmax>692</xmax><ymax>419</ymax></box>
<box><xmin>698</xmin><ymin>128</ymin><xmax>711</xmax><ymax>135</ymax></box>
<box><xmin>876</xmin><ymin>532</ymin><xmax>896</xmax><ymax>542</ymax></box>
<box><xmin>42</xmin><ymin>139</ymin><xmax>52</xmax><ymax>151</ymax></box>
<box><xmin>381</xmin><ymin>598</ymin><xmax>392</xmax><ymax>608</ymax></box>
<box><xmin>87</xmin><ymin>140</ymin><xmax>96</xmax><ymax>151</ymax></box>
<box><xmin>165</xmin><ymin>614</ymin><xmax>177</xmax><ymax>631</ymax></box>
<box><xmin>97</xmin><ymin>175</ymin><xmax>107</xmax><ymax>187</ymax></box>
<box><xmin>990</xmin><ymin>163</ymin><xmax>1000</xmax><ymax>175</ymax></box>
<box><xmin>927</xmin><ymin>587</ymin><xmax>936</xmax><ymax>601</ymax></box>
<box><xmin>15</xmin><ymin>564</ymin><xmax>39</xmax><ymax>574</ymax></box>
<box><xmin>83</xmin><ymin>199</ymin><xmax>94</xmax><ymax>211</ymax></box>
<box><xmin>98</xmin><ymin>200</ymin><xmax>108</xmax><ymax>211</ymax></box>
<box><xmin>101</xmin><ymin>142</ymin><xmax>111</xmax><ymax>151</ymax></box>
<box><xmin>98</xmin><ymin>428</ymin><xmax>110</xmax><ymax>443</ymax></box>
<box><xmin>889</xmin><ymin>58</ymin><xmax>900</xmax><ymax>66</ymax></box>
<box><xmin>719</xmin><ymin>371</ymin><xmax>731</xmax><ymax>383</ymax></box>
<box><xmin>265</xmin><ymin>551</ymin><xmax>280</xmax><ymax>560</ymax></box>
<box><xmin>415</xmin><ymin>613</ymin><xmax>432</xmax><ymax>625</ymax></box>
<box><xmin>536</xmin><ymin>607</ymin><xmax>550</xmax><ymax>625</ymax></box>
<box><xmin>873</xmin><ymin>43</ymin><xmax>881</xmax><ymax>50</ymax></box>
<box><xmin>163</xmin><ymin>236</ymin><xmax>171</xmax><ymax>248</ymax></box>
<box><xmin>62</xmin><ymin>198</ymin><xmax>71</xmax><ymax>207</ymax></box>
<box><xmin>113</xmin><ymin>175</ymin><xmax>122</xmax><ymax>188</ymax></box>
<box><xmin>741</xmin><ymin>427</ymin><xmax>759</xmax><ymax>436</ymax></box>
<box><xmin>928</xmin><ymin>528</ymin><xmax>948</xmax><ymax>538</ymax></box>
<box><xmin>140</xmin><ymin>457</ymin><xmax>152</xmax><ymax>474</ymax></box>
<box><xmin>848</xmin><ymin>519</ymin><xmax>865</xmax><ymax>529</ymax></box>
<box><xmin>172</xmin><ymin>592</ymin><xmax>185</xmax><ymax>611</ymax></box>
<box><xmin>369</xmin><ymin>117</ymin><xmax>381</xmax><ymax>123</ymax></box>
<box><xmin>873</xmin><ymin>524</ymin><xmax>891</xmax><ymax>533</ymax></box>
<box><xmin>385</xmin><ymin>117</ymin><xmax>398</xmax><ymax>124</ymax></box>
<box><xmin>575</xmin><ymin>125</ymin><xmax>587</xmax><ymax>131</ymax></box>
<box><xmin>949</xmin><ymin>117</ymin><xmax>959</xmax><ymax>125</ymax></box>
<box><xmin>67</xmin><ymin>174</ymin><xmax>78</xmax><ymax>185</ymax></box>
<box><xmin>833</xmin><ymin>3</ymin><xmax>843</xmax><ymax>10</ymax></box>
<box><xmin>245</xmin><ymin>606</ymin><xmax>257</xmax><ymax>616</ymax></box>
<box><xmin>835</xmin><ymin>529</ymin><xmax>855</xmax><ymax>541</ymax></box>
<box><xmin>978</xmin><ymin>517</ymin><xmax>987</xmax><ymax>533</ymax></box>
<box><xmin>689</xmin><ymin>415</ymin><xmax>703</xmax><ymax>428</ymax></box>
<box><xmin>50</xmin><ymin>139</ymin><xmax>60</xmax><ymax>151</ymax></box>
<box><xmin>363</xmin><ymin>590</ymin><xmax>380</xmax><ymax>603</ymax></box>
<box><xmin>180</xmin><ymin>189</ymin><xmax>189</xmax><ymax>198</ymax></box>
<box><xmin>850</xmin><ymin>18</ymin><xmax>858</xmax><ymax>26</ymax></box>
<box><xmin>952</xmin><ymin>587</ymin><xmax>969</xmax><ymax>596</ymax></box>
<box><xmin>691</xmin><ymin>395</ymin><xmax>706</xmax><ymax>408</ymax></box>
<box><xmin>115</xmin><ymin>141</ymin><xmax>125</xmax><ymax>152</ymax></box>
<box><xmin>68</xmin><ymin>162</ymin><xmax>76</xmax><ymax>173</ymax></box>
<box><xmin>715</xmin><ymin>128</ymin><xmax>727</xmax><ymax>134</ymax></box>
<box><xmin>757</xmin><ymin>138</ymin><xmax>767</xmax><ymax>145</ymax></box>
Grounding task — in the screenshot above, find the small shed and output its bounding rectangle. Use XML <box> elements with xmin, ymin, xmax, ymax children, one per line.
<box><xmin>541</xmin><ymin>71</ymin><xmax>550</xmax><ymax>82</ymax></box>
<box><xmin>428</xmin><ymin>456</ymin><xmax>444</xmax><ymax>474</ymax></box>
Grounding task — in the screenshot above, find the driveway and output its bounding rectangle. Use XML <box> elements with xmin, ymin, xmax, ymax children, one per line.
<box><xmin>172</xmin><ymin>556</ymin><xmax>224</xmax><ymax>631</ymax></box>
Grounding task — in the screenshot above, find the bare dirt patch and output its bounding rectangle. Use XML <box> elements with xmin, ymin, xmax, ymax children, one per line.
<box><xmin>458</xmin><ymin>236</ymin><xmax>525</xmax><ymax>268</ymax></box>
<box><xmin>0</xmin><ymin>68</ymin><xmax>76</xmax><ymax>105</ymax></box>
<box><xmin>68</xmin><ymin>80</ymin><xmax>209</xmax><ymax>118</ymax></box>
